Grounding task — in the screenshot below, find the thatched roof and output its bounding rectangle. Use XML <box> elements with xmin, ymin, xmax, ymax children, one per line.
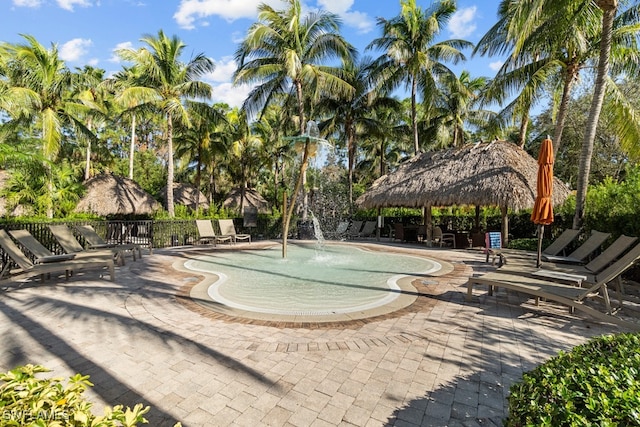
<box><xmin>75</xmin><ymin>173</ymin><xmax>160</xmax><ymax>216</ymax></box>
<box><xmin>161</xmin><ymin>183</ymin><xmax>209</xmax><ymax>211</ymax></box>
<box><xmin>357</xmin><ymin>140</ymin><xmax>572</xmax><ymax>211</ymax></box>
<box><xmin>223</xmin><ymin>187</ymin><xmax>270</xmax><ymax>214</ymax></box>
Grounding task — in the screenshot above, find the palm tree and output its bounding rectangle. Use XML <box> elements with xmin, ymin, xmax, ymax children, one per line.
<box><xmin>431</xmin><ymin>70</ymin><xmax>492</xmax><ymax>148</ymax></box>
<box><xmin>0</xmin><ymin>35</ymin><xmax>91</xmax><ymax>217</ymax></box>
<box><xmin>116</xmin><ymin>30</ymin><xmax>215</xmax><ymax>217</ymax></box>
<box><xmin>317</xmin><ymin>57</ymin><xmax>401</xmax><ymax>211</ymax></box>
<box><xmin>174</xmin><ymin>101</ymin><xmax>227</xmax><ymax>215</ymax></box>
<box><xmin>367</xmin><ymin>0</ymin><xmax>472</xmax><ymax>155</ymax></box>
<box><xmin>233</xmin><ymin>0</ymin><xmax>356</xmax><ymax>256</ymax></box>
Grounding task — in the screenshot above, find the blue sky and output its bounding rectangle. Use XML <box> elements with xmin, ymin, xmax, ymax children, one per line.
<box><xmin>2</xmin><ymin>0</ymin><xmax>507</xmax><ymax>108</ymax></box>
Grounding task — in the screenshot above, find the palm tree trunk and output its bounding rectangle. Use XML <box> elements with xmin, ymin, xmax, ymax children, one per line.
<box><xmin>346</xmin><ymin>118</ymin><xmax>355</xmax><ymax>214</ymax></box>
<box><xmin>553</xmin><ymin>62</ymin><xmax>578</xmax><ymax>157</ymax></box>
<box><xmin>166</xmin><ymin>114</ymin><xmax>175</xmax><ymax>218</ymax></box>
<box><xmin>295</xmin><ymin>80</ymin><xmax>309</xmax><ymax>221</ymax></box>
<box><xmin>129</xmin><ymin>114</ymin><xmax>136</xmax><ymax>180</ymax></box>
<box><xmin>195</xmin><ymin>145</ymin><xmax>202</xmax><ymax>216</ymax></box>
<box><xmin>517</xmin><ymin>112</ymin><xmax>528</xmax><ymax>148</ymax></box>
<box><xmin>573</xmin><ymin>3</ymin><xmax>616</xmax><ymax>229</ymax></box>
<box><xmin>85</xmin><ymin>120</ymin><xmax>92</xmax><ymax>181</ymax></box>
<box><xmin>411</xmin><ymin>76</ymin><xmax>420</xmax><ymax>155</ymax></box>
<box><xmin>282</xmin><ymin>137</ymin><xmax>311</xmax><ymax>258</ymax></box>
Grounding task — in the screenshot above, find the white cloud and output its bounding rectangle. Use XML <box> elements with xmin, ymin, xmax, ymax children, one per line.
<box><xmin>109</xmin><ymin>41</ymin><xmax>135</xmax><ymax>62</ymax></box>
<box><xmin>13</xmin><ymin>0</ymin><xmax>42</xmax><ymax>7</ymax></box>
<box><xmin>489</xmin><ymin>60</ymin><xmax>504</xmax><ymax>71</ymax></box>
<box><xmin>206</xmin><ymin>56</ymin><xmax>238</xmax><ymax>83</ymax></box>
<box><xmin>449</xmin><ymin>6</ymin><xmax>477</xmax><ymax>39</ymax></box>
<box><xmin>210</xmin><ymin>82</ymin><xmax>251</xmax><ymax>108</ymax></box>
<box><xmin>173</xmin><ymin>0</ymin><xmax>288</xmax><ymax>29</ymax></box>
<box><xmin>59</xmin><ymin>38</ymin><xmax>92</xmax><ymax>62</ymax></box>
<box><xmin>56</xmin><ymin>0</ymin><xmax>93</xmax><ymax>11</ymax></box>
<box><xmin>317</xmin><ymin>0</ymin><xmax>374</xmax><ymax>34</ymax></box>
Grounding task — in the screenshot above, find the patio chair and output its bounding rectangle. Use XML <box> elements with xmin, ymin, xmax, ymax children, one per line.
<box><xmin>358</xmin><ymin>221</ymin><xmax>377</xmax><ymax>238</ymax></box>
<box><xmin>542</xmin><ymin>230</ymin><xmax>611</xmax><ymax>264</ymax></box>
<box><xmin>48</xmin><ymin>224</ymin><xmax>127</xmax><ymax>266</ymax></box>
<box><xmin>346</xmin><ymin>220</ymin><xmax>364</xmax><ymax>240</ymax></box>
<box><xmin>217</xmin><ymin>219</ymin><xmax>251</xmax><ymax>243</ymax></box>
<box><xmin>75</xmin><ymin>224</ymin><xmax>142</xmax><ymax>260</ymax></box>
<box><xmin>0</xmin><ymin>229</ymin><xmax>114</xmax><ymax>285</ymax></box>
<box><xmin>433</xmin><ymin>226</ymin><xmax>455</xmax><ymax>248</ymax></box>
<box><xmin>8</xmin><ymin>229</ymin><xmax>77</xmax><ymax>264</ymax></box>
<box><xmin>466</xmin><ymin>241</ymin><xmax>640</xmax><ymax>325</ymax></box>
<box><xmin>195</xmin><ymin>220</ymin><xmax>232</xmax><ymax>246</ymax></box>
<box><xmin>324</xmin><ymin>221</ymin><xmax>349</xmax><ymax>240</ymax></box>
<box><xmin>542</xmin><ymin>228</ymin><xmax>582</xmax><ymax>256</ymax></box>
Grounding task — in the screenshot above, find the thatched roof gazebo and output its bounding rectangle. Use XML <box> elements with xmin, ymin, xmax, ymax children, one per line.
<box><xmin>161</xmin><ymin>183</ymin><xmax>209</xmax><ymax>211</ymax></box>
<box><xmin>223</xmin><ymin>187</ymin><xmax>270</xmax><ymax>214</ymax></box>
<box><xmin>356</xmin><ymin>140</ymin><xmax>572</xmax><ymax>244</ymax></box>
<box><xmin>75</xmin><ymin>173</ymin><xmax>160</xmax><ymax>217</ymax></box>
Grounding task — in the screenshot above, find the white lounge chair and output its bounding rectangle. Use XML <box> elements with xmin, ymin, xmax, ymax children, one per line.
<box><xmin>218</xmin><ymin>219</ymin><xmax>251</xmax><ymax>243</ymax></box>
<box><xmin>195</xmin><ymin>220</ymin><xmax>233</xmax><ymax>246</ymax></box>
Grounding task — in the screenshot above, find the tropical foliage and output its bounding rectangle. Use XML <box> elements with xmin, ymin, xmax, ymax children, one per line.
<box><xmin>0</xmin><ymin>0</ymin><xmax>638</xmax><ymax>226</ymax></box>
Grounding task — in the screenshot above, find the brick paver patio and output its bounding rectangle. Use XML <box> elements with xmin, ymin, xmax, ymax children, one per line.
<box><xmin>0</xmin><ymin>241</ymin><xmax>631</xmax><ymax>426</ymax></box>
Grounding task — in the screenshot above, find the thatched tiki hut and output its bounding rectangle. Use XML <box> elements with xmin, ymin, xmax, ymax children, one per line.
<box><xmin>76</xmin><ymin>173</ymin><xmax>160</xmax><ymax>216</ymax></box>
<box><xmin>161</xmin><ymin>183</ymin><xmax>210</xmax><ymax>211</ymax></box>
<box><xmin>223</xmin><ymin>187</ymin><xmax>270</xmax><ymax>214</ymax></box>
<box><xmin>356</xmin><ymin>140</ymin><xmax>572</xmax><ymax>245</ymax></box>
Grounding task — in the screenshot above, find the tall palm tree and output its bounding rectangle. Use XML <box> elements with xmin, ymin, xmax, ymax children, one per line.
<box><xmin>367</xmin><ymin>0</ymin><xmax>472</xmax><ymax>155</ymax></box>
<box><xmin>317</xmin><ymin>57</ymin><xmax>401</xmax><ymax>211</ymax></box>
<box><xmin>233</xmin><ymin>0</ymin><xmax>356</xmax><ymax>256</ymax></box>
<box><xmin>174</xmin><ymin>101</ymin><xmax>227</xmax><ymax>215</ymax></box>
<box><xmin>431</xmin><ymin>70</ymin><xmax>492</xmax><ymax>148</ymax></box>
<box><xmin>0</xmin><ymin>35</ymin><xmax>91</xmax><ymax>217</ymax></box>
<box><xmin>116</xmin><ymin>30</ymin><xmax>215</xmax><ymax>217</ymax></box>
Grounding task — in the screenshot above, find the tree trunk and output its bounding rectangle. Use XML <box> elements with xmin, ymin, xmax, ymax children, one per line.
<box><xmin>85</xmin><ymin>120</ymin><xmax>92</xmax><ymax>181</ymax></box>
<box><xmin>411</xmin><ymin>75</ymin><xmax>420</xmax><ymax>155</ymax></box>
<box><xmin>282</xmin><ymin>137</ymin><xmax>311</xmax><ymax>258</ymax></box>
<box><xmin>195</xmin><ymin>145</ymin><xmax>202</xmax><ymax>217</ymax></box>
<box><xmin>129</xmin><ymin>114</ymin><xmax>136</xmax><ymax>180</ymax></box>
<box><xmin>166</xmin><ymin>114</ymin><xmax>175</xmax><ymax>218</ymax></box>
<box><xmin>552</xmin><ymin>62</ymin><xmax>578</xmax><ymax>157</ymax></box>
<box><xmin>517</xmin><ymin>112</ymin><xmax>528</xmax><ymax>148</ymax></box>
<box><xmin>573</xmin><ymin>3</ymin><xmax>616</xmax><ymax>229</ymax></box>
<box><xmin>346</xmin><ymin>117</ymin><xmax>355</xmax><ymax>215</ymax></box>
<box><xmin>295</xmin><ymin>79</ymin><xmax>309</xmax><ymax>221</ymax></box>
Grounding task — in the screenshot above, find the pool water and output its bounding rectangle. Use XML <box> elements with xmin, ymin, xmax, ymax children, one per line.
<box><xmin>184</xmin><ymin>243</ymin><xmax>440</xmax><ymax>315</ymax></box>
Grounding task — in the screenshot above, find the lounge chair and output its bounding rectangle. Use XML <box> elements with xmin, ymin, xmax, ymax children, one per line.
<box><xmin>75</xmin><ymin>224</ymin><xmax>142</xmax><ymax>260</ymax></box>
<box><xmin>541</xmin><ymin>230</ymin><xmax>611</xmax><ymax>264</ymax></box>
<box><xmin>218</xmin><ymin>219</ymin><xmax>251</xmax><ymax>243</ymax></box>
<box><xmin>48</xmin><ymin>224</ymin><xmax>126</xmax><ymax>265</ymax></box>
<box><xmin>346</xmin><ymin>220</ymin><xmax>364</xmax><ymax>240</ymax></box>
<box><xmin>467</xmin><ymin>242</ymin><xmax>640</xmax><ymax>326</ymax></box>
<box><xmin>8</xmin><ymin>229</ymin><xmax>77</xmax><ymax>264</ymax></box>
<box><xmin>541</xmin><ymin>228</ymin><xmax>582</xmax><ymax>256</ymax></box>
<box><xmin>358</xmin><ymin>221</ymin><xmax>377</xmax><ymax>238</ymax></box>
<box><xmin>195</xmin><ymin>220</ymin><xmax>233</xmax><ymax>246</ymax></box>
<box><xmin>0</xmin><ymin>229</ymin><xmax>114</xmax><ymax>284</ymax></box>
<box><xmin>325</xmin><ymin>221</ymin><xmax>349</xmax><ymax>240</ymax></box>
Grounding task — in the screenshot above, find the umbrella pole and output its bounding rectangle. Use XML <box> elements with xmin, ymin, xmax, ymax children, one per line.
<box><xmin>536</xmin><ymin>225</ymin><xmax>544</xmax><ymax>268</ymax></box>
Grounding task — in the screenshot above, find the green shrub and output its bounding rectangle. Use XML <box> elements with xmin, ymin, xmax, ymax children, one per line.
<box><xmin>0</xmin><ymin>364</ymin><xmax>172</xmax><ymax>426</ymax></box>
<box><xmin>505</xmin><ymin>333</ymin><xmax>640</xmax><ymax>426</ymax></box>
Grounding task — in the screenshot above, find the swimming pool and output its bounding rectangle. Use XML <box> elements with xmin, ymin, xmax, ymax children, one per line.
<box><xmin>184</xmin><ymin>243</ymin><xmax>441</xmax><ymax>319</ymax></box>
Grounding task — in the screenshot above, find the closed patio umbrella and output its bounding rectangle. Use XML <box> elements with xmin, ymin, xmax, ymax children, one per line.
<box><xmin>531</xmin><ymin>138</ymin><xmax>555</xmax><ymax>267</ymax></box>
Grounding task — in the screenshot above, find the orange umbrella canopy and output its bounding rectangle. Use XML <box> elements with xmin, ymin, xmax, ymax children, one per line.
<box><xmin>531</xmin><ymin>138</ymin><xmax>555</xmax><ymax>225</ymax></box>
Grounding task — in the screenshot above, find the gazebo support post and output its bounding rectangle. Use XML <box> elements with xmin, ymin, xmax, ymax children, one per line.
<box><xmin>424</xmin><ymin>205</ymin><xmax>433</xmax><ymax>246</ymax></box>
<box><xmin>501</xmin><ymin>205</ymin><xmax>509</xmax><ymax>247</ymax></box>
<box><xmin>376</xmin><ymin>207</ymin><xmax>382</xmax><ymax>241</ymax></box>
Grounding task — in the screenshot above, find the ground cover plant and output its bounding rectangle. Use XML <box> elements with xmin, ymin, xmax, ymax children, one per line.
<box><xmin>505</xmin><ymin>333</ymin><xmax>640</xmax><ymax>426</ymax></box>
<box><xmin>0</xmin><ymin>364</ymin><xmax>171</xmax><ymax>426</ymax></box>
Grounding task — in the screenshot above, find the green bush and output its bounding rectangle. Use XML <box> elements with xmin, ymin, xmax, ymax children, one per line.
<box><xmin>0</xmin><ymin>364</ymin><xmax>174</xmax><ymax>426</ymax></box>
<box><xmin>505</xmin><ymin>333</ymin><xmax>640</xmax><ymax>426</ymax></box>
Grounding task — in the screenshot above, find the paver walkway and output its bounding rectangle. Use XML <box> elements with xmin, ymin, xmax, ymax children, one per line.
<box><xmin>0</xmin><ymin>241</ymin><xmax>631</xmax><ymax>426</ymax></box>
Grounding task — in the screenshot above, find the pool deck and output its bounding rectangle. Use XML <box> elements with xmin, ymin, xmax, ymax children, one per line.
<box><xmin>0</xmin><ymin>240</ymin><xmax>634</xmax><ymax>426</ymax></box>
